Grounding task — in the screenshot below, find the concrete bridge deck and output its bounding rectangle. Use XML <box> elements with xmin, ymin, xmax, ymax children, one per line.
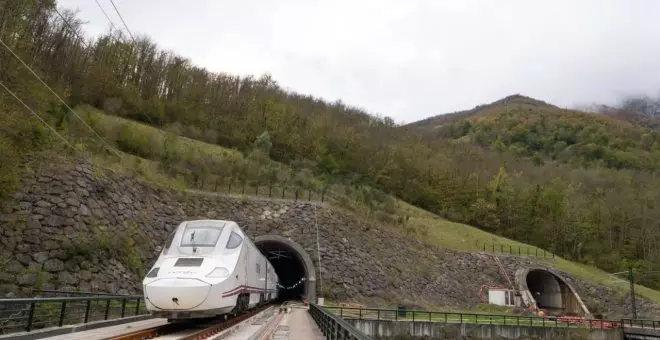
<box><xmin>29</xmin><ymin>306</ymin><xmax>322</xmax><ymax>340</ymax></box>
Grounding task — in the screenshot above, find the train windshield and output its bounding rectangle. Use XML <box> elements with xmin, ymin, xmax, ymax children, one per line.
<box><xmin>180</xmin><ymin>225</ymin><xmax>224</xmax><ymax>247</ymax></box>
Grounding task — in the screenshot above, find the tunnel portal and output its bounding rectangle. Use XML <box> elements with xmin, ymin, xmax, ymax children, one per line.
<box><xmin>254</xmin><ymin>235</ymin><xmax>316</xmax><ymax>303</ymax></box>
<box><xmin>517</xmin><ymin>267</ymin><xmax>590</xmax><ymax>317</ymax></box>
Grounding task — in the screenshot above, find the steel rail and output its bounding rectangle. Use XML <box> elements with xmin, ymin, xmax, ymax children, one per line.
<box><xmin>181</xmin><ymin>303</ymin><xmax>274</xmax><ymax>340</ymax></box>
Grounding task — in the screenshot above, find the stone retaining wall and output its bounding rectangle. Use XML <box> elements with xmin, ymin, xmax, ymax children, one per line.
<box><xmin>0</xmin><ymin>159</ymin><xmax>658</xmax><ymax>318</ymax></box>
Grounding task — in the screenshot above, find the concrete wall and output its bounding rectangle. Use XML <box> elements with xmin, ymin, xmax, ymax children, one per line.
<box><xmin>347</xmin><ymin>319</ymin><xmax>623</xmax><ymax>340</ymax></box>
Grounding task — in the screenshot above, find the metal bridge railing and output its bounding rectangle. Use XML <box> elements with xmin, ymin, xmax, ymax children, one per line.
<box><xmin>0</xmin><ymin>295</ymin><xmax>148</xmax><ymax>335</ymax></box>
<box><xmin>325</xmin><ymin>306</ymin><xmax>626</xmax><ymax>330</ymax></box>
<box><xmin>622</xmin><ymin>318</ymin><xmax>660</xmax><ymax>329</ymax></box>
<box><xmin>308</xmin><ymin>304</ymin><xmax>372</xmax><ymax>340</ymax></box>
<box><xmin>30</xmin><ymin>290</ymin><xmax>131</xmax><ymax>297</ymax></box>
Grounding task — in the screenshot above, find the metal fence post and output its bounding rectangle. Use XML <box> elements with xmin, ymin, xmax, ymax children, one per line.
<box><xmin>26</xmin><ymin>302</ymin><xmax>36</xmax><ymax>332</ymax></box>
<box><xmin>308</xmin><ymin>190</ymin><xmax>311</xmax><ymax>201</ymax></box>
<box><xmin>120</xmin><ymin>299</ymin><xmax>126</xmax><ymax>318</ymax></box>
<box><xmin>84</xmin><ymin>299</ymin><xmax>91</xmax><ymax>323</ymax></box>
<box><xmin>135</xmin><ymin>298</ymin><xmax>141</xmax><ymax>315</ymax></box>
<box><xmin>104</xmin><ymin>300</ymin><xmax>111</xmax><ymax>320</ymax></box>
<box><xmin>58</xmin><ymin>301</ymin><xmax>67</xmax><ymax>327</ymax></box>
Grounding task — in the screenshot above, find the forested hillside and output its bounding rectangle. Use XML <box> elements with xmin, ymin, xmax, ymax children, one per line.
<box><xmin>1</xmin><ymin>0</ymin><xmax>659</xmax><ymax>290</ymax></box>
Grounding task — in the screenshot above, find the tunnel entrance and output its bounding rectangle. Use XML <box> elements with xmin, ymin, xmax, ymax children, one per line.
<box><xmin>516</xmin><ymin>267</ymin><xmax>590</xmax><ymax>317</ymax></box>
<box><xmin>254</xmin><ymin>235</ymin><xmax>316</xmax><ymax>303</ymax></box>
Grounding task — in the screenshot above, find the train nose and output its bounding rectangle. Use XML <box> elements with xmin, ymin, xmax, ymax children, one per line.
<box><xmin>145</xmin><ymin>278</ymin><xmax>211</xmax><ymax>310</ymax></box>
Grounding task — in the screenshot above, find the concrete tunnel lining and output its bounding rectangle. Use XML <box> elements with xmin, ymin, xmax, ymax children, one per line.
<box><xmin>515</xmin><ymin>266</ymin><xmax>591</xmax><ymax>317</ymax></box>
<box><xmin>254</xmin><ymin>235</ymin><xmax>317</xmax><ymax>302</ymax></box>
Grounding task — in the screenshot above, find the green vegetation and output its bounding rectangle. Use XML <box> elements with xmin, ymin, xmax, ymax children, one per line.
<box><xmin>1</xmin><ymin>0</ymin><xmax>660</xmax><ymax>301</ymax></box>
<box><xmin>436</xmin><ymin>102</ymin><xmax>660</xmax><ymax>169</ymax></box>
<box><xmin>397</xmin><ymin>201</ymin><xmax>660</xmax><ymax>303</ymax></box>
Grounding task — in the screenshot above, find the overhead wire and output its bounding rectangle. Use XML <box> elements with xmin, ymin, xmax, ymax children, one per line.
<box><xmin>52</xmin><ymin>7</ymin><xmax>91</xmax><ymax>50</ymax></box>
<box><xmin>107</xmin><ymin>0</ymin><xmax>137</xmax><ymax>43</ymax></box>
<box><xmin>93</xmin><ymin>0</ymin><xmax>120</xmax><ymax>33</ymax></box>
<box><xmin>0</xmin><ymin>80</ymin><xmax>76</xmax><ymax>151</ymax></box>
<box><xmin>0</xmin><ymin>37</ymin><xmax>121</xmax><ymax>157</ymax></box>
<box><xmin>89</xmin><ymin>0</ymin><xmax>155</xmax><ymax>126</ymax></box>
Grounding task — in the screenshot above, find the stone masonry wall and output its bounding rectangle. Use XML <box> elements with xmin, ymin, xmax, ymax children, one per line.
<box><xmin>0</xmin><ymin>159</ymin><xmax>658</xmax><ymax>319</ymax></box>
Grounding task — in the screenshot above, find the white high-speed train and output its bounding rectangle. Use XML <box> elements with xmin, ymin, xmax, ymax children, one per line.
<box><xmin>142</xmin><ymin>220</ymin><xmax>279</xmax><ymax>320</ymax></box>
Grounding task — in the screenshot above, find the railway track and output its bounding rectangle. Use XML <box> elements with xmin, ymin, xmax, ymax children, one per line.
<box><xmin>106</xmin><ymin>303</ymin><xmax>274</xmax><ymax>340</ymax></box>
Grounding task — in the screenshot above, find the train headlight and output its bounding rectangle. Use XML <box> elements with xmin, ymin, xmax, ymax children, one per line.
<box><xmin>146</xmin><ymin>267</ymin><xmax>159</xmax><ymax>278</ymax></box>
<box><xmin>207</xmin><ymin>267</ymin><xmax>230</xmax><ymax>278</ymax></box>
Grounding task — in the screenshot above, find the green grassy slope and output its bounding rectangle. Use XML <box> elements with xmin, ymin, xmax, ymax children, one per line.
<box><xmin>396</xmin><ymin>201</ymin><xmax>660</xmax><ymax>304</ymax></box>
<box><xmin>73</xmin><ymin>107</ymin><xmax>660</xmax><ymax>304</ymax></box>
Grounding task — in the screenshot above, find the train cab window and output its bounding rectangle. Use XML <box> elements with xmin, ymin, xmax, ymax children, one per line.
<box><xmin>163</xmin><ymin>231</ymin><xmax>176</xmax><ymax>254</ymax></box>
<box><xmin>180</xmin><ymin>226</ymin><xmax>224</xmax><ymax>247</ymax></box>
<box><xmin>226</xmin><ymin>231</ymin><xmax>243</xmax><ymax>249</ymax></box>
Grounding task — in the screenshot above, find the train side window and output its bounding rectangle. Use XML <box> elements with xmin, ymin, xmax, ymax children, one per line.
<box><xmin>226</xmin><ymin>231</ymin><xmax>243</xmax><ymax>249</ymax></box>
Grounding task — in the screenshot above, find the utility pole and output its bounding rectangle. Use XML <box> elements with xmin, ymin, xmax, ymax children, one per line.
<box><xmin>629</xmin><ymin>266</ymin><xmax>637</xmax><ymax>319</ymax></box>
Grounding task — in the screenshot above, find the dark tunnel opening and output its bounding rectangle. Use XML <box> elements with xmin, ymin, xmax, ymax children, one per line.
<box><xmin>525</xmin><ymin>269</ymin><xmax>585</xmax><ymax>316</ymax></box>
<box><xmin>256</xmin><ymin>241</ymin><xmax>307</xmax><ymax>302</ymax></box>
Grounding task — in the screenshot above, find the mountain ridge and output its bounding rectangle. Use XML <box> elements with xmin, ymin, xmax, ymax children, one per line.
<box><xmin>404</xmin><ymin>94</ymin><xmax>559</xmax><ymax>130</ymax></box>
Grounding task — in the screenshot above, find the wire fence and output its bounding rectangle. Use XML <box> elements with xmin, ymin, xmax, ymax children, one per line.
<box><xmin>220</xmin><ymin>181</ymin><xmax>327</xmax><ymax>202</ymax></box>
<box><xmin>187</xmin><ymin>178</ymin><xmax>330</xmax><ymax>203</ymax></box>
<box><xmin>477</xmin><ymin>242</ymin><xmax>555</xmax><ymax>258</ymax></box>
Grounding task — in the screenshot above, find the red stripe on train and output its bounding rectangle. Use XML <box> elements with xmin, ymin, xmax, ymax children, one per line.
<box><xmin>221</xmin><ymin>285</ymin><xmax>277</xmax><ymax>297</ymax></box>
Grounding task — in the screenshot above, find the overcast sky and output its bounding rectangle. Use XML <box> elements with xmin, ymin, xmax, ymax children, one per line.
<box><xmin>57</xmin><ymin>0</ymin><xmax>660</xmax><ymax>124</ymax></box>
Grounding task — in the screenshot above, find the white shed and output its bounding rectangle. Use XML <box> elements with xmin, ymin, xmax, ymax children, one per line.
<box><xmin>488</xmin><ymin>288</ymin><xmax>516</xmax><ymax>306</ymax></box>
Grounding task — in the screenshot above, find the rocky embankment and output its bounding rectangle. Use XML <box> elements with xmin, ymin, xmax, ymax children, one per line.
<box><xmin>0</xmin><ymin>159</ymin><xmax>658</xmax><ymax>319</ymax></box>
